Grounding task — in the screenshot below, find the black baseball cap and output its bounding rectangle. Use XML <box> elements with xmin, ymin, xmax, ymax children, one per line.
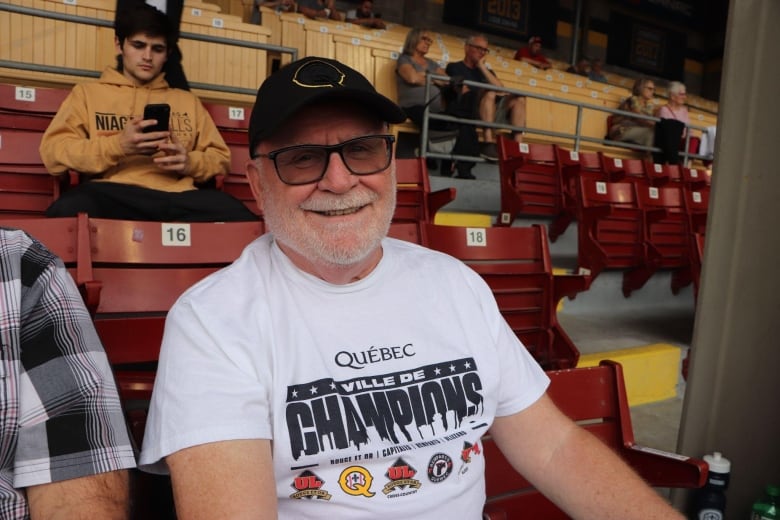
<box><xmin>248</xmin><ymin>56</ymin><xmax>406</xmax><ymax>156</ymax></box>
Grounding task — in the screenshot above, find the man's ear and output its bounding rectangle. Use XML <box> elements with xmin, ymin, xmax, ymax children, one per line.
<box><xmin>114</xmin><ymin>35</ymin><xmax>122</xmax><ymax>56</ymax></box>
<box><xmin>246</xmin><ymin>160</ymin><xmax>266</xmax><ymax>214</ymax></box>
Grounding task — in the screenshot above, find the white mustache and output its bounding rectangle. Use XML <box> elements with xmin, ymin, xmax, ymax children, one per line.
<box><xmin>299</xmin><ymin>191</ymin><xmax>379</xmax><ymax>213</ymax></box>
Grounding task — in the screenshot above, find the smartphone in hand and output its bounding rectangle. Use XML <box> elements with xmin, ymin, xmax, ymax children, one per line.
<box><xmin>142</xmin><ymin>103</ymin><xmax>171</xmax><ymax>133</ymax></box>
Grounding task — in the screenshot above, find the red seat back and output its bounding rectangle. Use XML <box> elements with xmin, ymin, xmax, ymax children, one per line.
<box><xmin>394</xmin><ymin>157</ymin><xmax>455</xmax><ymax>223</ymax></box>
<box><xmin>576</xmin><ymin>177</ymin><xmax>644</xmax><ymax>279</ymax></box>
<box><xmin>0</xmin><ymin>83</ymin><xmax>68</xmax><ymax>131</ymax></box>
<box><xmin>423</xmin><ymin>223</ymin><xmax>580</xmax><ymax>369</ymax></box>
<box><xmin>84</xmin><ymin>219</ymin><xmax>264</xmax><ymax>366</ymax></box>
<box><xmin>0</xmin><ymin>129</ymin><xmax>61</xmax><ymax>218</ymax></box>
<box><xmin>497</xmin><ymin>136</ymin><xmax>560</xmax><ymax>225</ymax></box>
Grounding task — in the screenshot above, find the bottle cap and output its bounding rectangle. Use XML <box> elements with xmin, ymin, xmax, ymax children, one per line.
<box><xmin>703</xmin><ymin>452</ymin><xmax>731</xmax><ymax>474</ymax></box>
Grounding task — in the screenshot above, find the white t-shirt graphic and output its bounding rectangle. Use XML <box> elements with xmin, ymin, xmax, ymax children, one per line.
<box><xmin>140</xmin><ymin>235</ymin><xmax>549</xmax><ymax>518</ymax></box>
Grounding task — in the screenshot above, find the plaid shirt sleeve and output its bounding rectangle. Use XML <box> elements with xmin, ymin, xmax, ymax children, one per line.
<box><xmin>1</xmin><ymin>229</ymin><xmax>136</xmax><ymax>517</ymax></box>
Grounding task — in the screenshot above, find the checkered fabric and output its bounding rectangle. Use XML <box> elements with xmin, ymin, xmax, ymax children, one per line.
<box><xmin>0</xmin><ymin>228</ymin><xmax>136</xmax><ymax>518</ymax></box>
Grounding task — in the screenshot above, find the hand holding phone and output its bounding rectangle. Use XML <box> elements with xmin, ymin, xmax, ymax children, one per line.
<box><xmin>142</xmin><ymin>103</ymin><xmax>171</xmax><ymax>133</ymax></box>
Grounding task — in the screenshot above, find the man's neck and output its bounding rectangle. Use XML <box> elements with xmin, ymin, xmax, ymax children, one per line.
<box><xmin>277</xmin><ymin>240</ymin><xmax>384</xmax><ymax>285</ymax></box>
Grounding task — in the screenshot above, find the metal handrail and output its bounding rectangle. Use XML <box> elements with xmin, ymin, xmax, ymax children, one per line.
<box><xmin>420</xmin><ymin>73</ymin><xmax>714</xmax><ymax>166</ymax></box>
<box><xmin>0</xmin><ymin>3</ymin><xmax>298</xmax><ymax>96</ymax></box>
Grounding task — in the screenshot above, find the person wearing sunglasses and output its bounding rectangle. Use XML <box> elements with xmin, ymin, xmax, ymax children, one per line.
<box><xmin>608</xmin><ymin>77</ymin><xmax>658</xmax><ymax>149</ymax></box>
<box><xmin>396</xmin><ymin>28</ymin><xmax>449</xmax><ymax>129</ymax></box>
<box><xmin>446</xmin><ymin>34</ymin><xmax>527</xmax><ymax>162</ymax></box>
<box><xmin>397</xmin><ymin>28</ymin><xmax>477</xmax><ymax>177</ymax></box>
<box><xmin>140</xmin><ymin>56</ymin><xmax>686</xmax><ymax>519</ymax></box>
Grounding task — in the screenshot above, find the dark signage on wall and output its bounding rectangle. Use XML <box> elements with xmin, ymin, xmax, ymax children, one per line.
<box><xmin>630</xmin><ymin>24</ymin><xmax>665</xmax><ymax>72</ymax></box>
<box><xmin>622</xmin><ymin>0</ymin><xmax>696</xmax><ymax>22</ymax></box>
<box><xmin>477</xmin><ymin>0</ymin><xmax>530</xmax><ymax>37</ymax></box>
<box><xmin>443</xmin><ymin>0</ymin><xmax>558</xmax><ymax>49</ymax></box>
<box><xmin>607</xmin><ymin>11</ymin><xmax>685</xmax><ymax>79</ymax></box>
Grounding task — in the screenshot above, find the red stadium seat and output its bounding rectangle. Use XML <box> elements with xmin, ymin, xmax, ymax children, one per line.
<box><xmin>0</xmin><ymin>214</ymin><xmax>88</xmax><ymax>272</ymax></box>
<box><xmin>550</xmin><ymin>146</ymin><xmax>608</xmax><ymax>242</ymax></box>
<box><xmin>0</xmin><ymin>129</ymin><xmax>63</xmax><ymax>218</ymax></box>
<box><xmin>602</xmin><ymin>155</ymin><xmax>651</xmax><ymax>184</ymax></box>
<box><xmin>423</xmin><ymin>223</ymin><xmax>588</xmax><ymax>369</ymax></box>
<box><xmin>0</xmin><ymin>83</ymin><xmax>68</xmax><ymax>131</ymax></box>
<box><xmin>627</xmin><ymin>182</ymin><xmax>690</xmax><ymax>296</ymax></box>
<box><xmin>672</xmin><ymin>186</ymin><xmax>710</xmax><ymax>299</ymax></box>
<box><xmin>496</xmin><ymin>136</ymin><xmax>561</xmax><ymax>225</ymax></box>
<box><xmin>575</xmin><ymin>177</ymin><xmax>644</xmax><ymax>284</ymax></box>
<box><xmin>482</xmin><ymin>361</ymin><xmax>708</xmax><ymax>519</ymax></box>
<box><xmin>647</xmin><ymin>162</ymin><xmax>684</xmax><ymax>186</ymax></box>
<box><xmin>387</xmin><ymin>221</ymin><xmax>427</xmax><ymax>245</ymax></box>
<box><xmin>84</xmin><ymin>218</ymin><xmax>264</xmax><ymax>362</ymax></box>
<box><xmin>77</xmin><ymin>219</ymin><xmax>262</xmax><ymax>444</ymax></box>
<box><xmin>684</xmin><ymin>185</ymin><xmax>711</xmax><ymax>236</ymax></box>
<box><xmin>202</xmin><ymin>101</ymin><xmax>251</xmax><ymax>145</ymax></box>
<box><xmin>221</xmin><ymin>143</ymin><xmax>261</xmax><ymax>217</ymax></box>
<box><xmin>682</xmin><ymin>166</ymin><xmax>712</xmax><ymax>190</ymax></box>
<box><xmin>394</xmin><ymin>157</ymin><xmax>455</xmax><ymax>223</ymax></box>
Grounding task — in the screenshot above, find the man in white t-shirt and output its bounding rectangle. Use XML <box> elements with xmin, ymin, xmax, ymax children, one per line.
<box><xmin>139</xmin><ymin>56</ymin><xmax>685</xmax><ymax>519</ymax></box>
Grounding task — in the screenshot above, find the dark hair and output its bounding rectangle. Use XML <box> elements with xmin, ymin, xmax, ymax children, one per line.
<box><xmin>114</xmin><ymin>3</ymin><xmax>174</xmax><ymax>72</ymax></box>
<box><xmin>115</xmin><ymin>3</ymin><xmax>175</xmax><ymax>49</ymax></box>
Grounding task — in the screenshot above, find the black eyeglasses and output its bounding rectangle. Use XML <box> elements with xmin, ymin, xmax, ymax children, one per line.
<box><xmin>253</xmin><ymin>135</ymin><xmax>395</xmax><ymax>186</ymax></box>
<box><xmin>468</xmin><ymin>44</ymin><xmax>489</xmax><ymax>54</ymax></box>
<box><xmin>421</xmin><ymin>36</ymin><xmax>433</xmax><ymax>44</ymax></box>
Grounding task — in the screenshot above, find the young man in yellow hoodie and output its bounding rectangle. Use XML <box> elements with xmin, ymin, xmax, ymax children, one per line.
<box><xmin>40</xmin><ymin>3</ymin><xmax>257</xmax><ymax>221</ymax></box>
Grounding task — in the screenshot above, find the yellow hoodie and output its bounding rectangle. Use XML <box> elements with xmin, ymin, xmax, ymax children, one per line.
<box><xmin>40</xmin><ymin>68</ymin><xmax>230</xmax><ymax>192</ymax></box>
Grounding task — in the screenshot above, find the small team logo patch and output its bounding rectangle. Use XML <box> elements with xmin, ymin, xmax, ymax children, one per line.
<box><xmin>289</xmin><ymin>470</ymin><xmax>332</xmax><ymax>501</ymax></box>
<box><xmin>339</xmin><ymin>466</ymin><xmax>375</xmax><ymax>497</ymax></box>
<box><xmin>383</xmin><ymin>458</ymin><xmax>422</xmax><ymax>497</ymax></box>
<box><xmin>427</xmin><ymin>453</ymin><xmax>453</xmax><ymax>483</ymax></box>
<box><xmin>461</xmin><ymin>440</ymin><xmax>481</xmax><ymax>463</ymax></box>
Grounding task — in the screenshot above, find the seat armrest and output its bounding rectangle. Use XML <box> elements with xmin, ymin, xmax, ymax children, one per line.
<box><xmin>427</xmin><ymin>187</ymin><xmax>456</xmax><ymax>220</ymax></box>
<box><xmin>621</xmin><ymin>444</ymin><xmax>708</xmax><ymax>488</ymax></box>
<box><xmin>553</xmin><ymin>272</ymin><xmax>592</xmax><ymax>302</ymax></box>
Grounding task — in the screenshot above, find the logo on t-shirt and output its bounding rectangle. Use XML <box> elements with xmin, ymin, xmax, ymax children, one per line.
<box><xmin>289</xmin><ymin>470</ymin><xmax>332</xmax><ymax>501</ymax></box>
<box><xmin>458</xmin><ymin>440</ymin><xmax>483</xmax><ymax>477</ymax></box>
<box><xmin>427</xmin><ymin>453</ymin><xmax>453</xmax><ymax>483</ymax></box>
<box><xmin>285</xmin><ymin>357</ymin><xmax>484</xmax><ymax>461</ymax></box>
<box><xmin>338</xmin><ymin>466</ymin><xmax>375</xmax><ymax>497</ymax></box>
<box><xmin>382</xmin><ymin>458</ymin><xmax>421</xmax><ymax>498</ymax></box>
<box><xmin>460</xmin><ymin>440</ymin><xmax>481</xmax><ymax>463</ymax></box>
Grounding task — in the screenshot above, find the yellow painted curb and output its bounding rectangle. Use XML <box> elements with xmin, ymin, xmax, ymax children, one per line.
<box><xmin>577</xmin><ymin>343</ymin><xmax>681</xmax><ymax>406</ymax></box>
<box><xmin>434</xmin><ymin>212</ymin><xmax>493</xmax><ymax>227</ymax></box>
<box><xmin>552</xmin><ymin>268</ymin><xmax>569</xmax><ymax>312</ymax></box>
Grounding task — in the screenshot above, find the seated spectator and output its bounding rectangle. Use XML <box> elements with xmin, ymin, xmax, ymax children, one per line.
<box><xmin>588</xmin><ymin>58</ymin><xmax>608</xmax><ymax>83</ymax></box>
<box><xmin>116</xmin><ymin>0</ymin><xmax>189</xmax><ymax>90</ymax></box>
<box><xmin>139</xmin><ymin>55</ymin><xmax>688</xmax><ymax>520</ymax></box>
<box><xmin>396</xmin><ymin>28</ymin><xmax>478</xmax><ymax>179</ymax></box>
<box><xmin>395</xmin><ymin>28</ymin><xmax>448</xmax><ymax>129</ymax></box>
<box><xmin>566</xmin><ymin>57</ymin><xmax>590</xmax><ymax>77</ymax></box>
<box><xmin>39</xmin><ymin>3</ymin><xmax>257</xmax><ymax>222</ymax></box>
<box><xmin>0</xmin><ymin>228</ymin><xmax>136</xmax><ymax>517</ymax></box>
<box><xmin>656</xmin><ymin>81</ymin><xmax>690</xmax><ymax>134</ymax></box>
<box><xmin>654</xmin><ymin>81</ymin><xmax>692</xmax><ymax>164</ymax></box>
<box><xmin>446</xmin><ymin>34</ymin><xmax>527</xmax><ymax>162</ymax></box>
<box><xmin>608</xmin><ymin>77</ymin><xmax>657</xmax><ymax>148</ymax></box>
<box><xmin>345</xmin><ymin>0</ymin><xmax>385</xmax><ymax>29</ymax></box>
<box><xmin>514</xmin><ymin>36</ymin><xmax>551</xmax><ymax>70</ymax></box>
<box><xmin>297</xmin><ymin>0</ymin><xmax>340</xmax><ymax>20</ymax></box>
<box><xmin>249</xmin><ymin>0</ymin><xmax>295</xmax><ymax>24</ymax></box>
